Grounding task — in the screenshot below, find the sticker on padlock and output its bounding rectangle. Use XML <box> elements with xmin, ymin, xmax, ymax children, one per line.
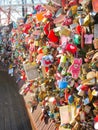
<box><xmin>83</xmin><ymin>97</ymin><xmax>90</xmax><ymax>105</ymax></box>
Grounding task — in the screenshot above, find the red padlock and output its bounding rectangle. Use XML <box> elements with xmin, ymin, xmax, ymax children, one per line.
<box><xmin>48</xmin><ymin>29</ymin><xmax>59</xmax><ymax>43</ymax></box>
<box><xmin>65</xmin><ymin>43</ymin><xmax>77</xmax><ymax>54</ymax></box>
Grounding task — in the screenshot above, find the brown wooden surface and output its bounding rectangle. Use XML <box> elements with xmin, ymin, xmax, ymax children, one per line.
<box><xmin>0</xmin><ymin>70</ymin><xmax>32</xmax><ymax>130</ymax></box>
<box><xmin>25</xmin><ymin>104</ymin><xmax>57</xmax><ymax>130</ymax></box>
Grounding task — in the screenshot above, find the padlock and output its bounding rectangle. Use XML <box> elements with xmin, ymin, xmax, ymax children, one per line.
<box><xmin>73</xmin><ymin>34</ymin><xmax>81</xmax><ymax>45</ymax></box>
<box><xmin>79</xmin><ymin>110</ymin><xmax>85</xmax><ymax>122</ymax></box>
<box><xmin>60</xmin><ymin>55</ymin><xmax>66</xmax><ymax>63</ymax></box>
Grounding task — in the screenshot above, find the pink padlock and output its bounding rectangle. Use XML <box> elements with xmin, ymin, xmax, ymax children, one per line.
<box><xmin>62</xmin><ymin>17</ymin><xmax>73</xmax><ymax>26</ymax></box>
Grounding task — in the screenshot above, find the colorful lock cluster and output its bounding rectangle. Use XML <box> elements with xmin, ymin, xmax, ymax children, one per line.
<box><xmin>3</xmin><ymin>0</ymin><xmax>98</xmax><ymax>130</ymax></box>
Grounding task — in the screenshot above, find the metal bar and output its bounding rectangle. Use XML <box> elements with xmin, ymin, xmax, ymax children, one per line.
<box><xmin>22</xmin><ymin>2</ymin><xmax>24</xmax><ymax>17</ymax></box>
<box><xmin>8</xmin><ymin>8</ymin><xmax>11</xmax><ymax>24</ymax></box>
<box><xmin>24</xmin><ymin>0</ymin><xmax>28</xmax><ymax>16</ymax></box>
<box><xmin>0</xmin><ymin>4</ymin><xmax>38</xmax><ymax>7</ymax></box>
<box><xmin>31</xmin><ymin>0</ymin><xmax>34</xmax><ymax>10</ymax></box>
<box><xmin>7</xmin><ymin>1</ymin><xmax>11</xmax><ymax>25</ymax></box>
<box><xmin>0</xmin><ymin>7</ymin><xmax>8</xmax><ymax>17</ymax></box>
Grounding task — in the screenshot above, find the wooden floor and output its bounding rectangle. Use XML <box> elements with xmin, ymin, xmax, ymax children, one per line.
<box><xmin>0</xmin><ymin>71</ymin><xmax>32</xmax><ymax>130</ymax></box>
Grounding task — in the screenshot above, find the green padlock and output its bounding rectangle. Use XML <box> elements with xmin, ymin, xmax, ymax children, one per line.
<box><xmin>57</xmin><ymin>65</ymin><xmax>63</xmax><ymax>73</ymax></box>
<box><xmin>73</xmin><ymin>34</ymin><xmax>81</xmax><ymax>45</ymax></box>
<box><xmin>61</xmin><ymin>68</ymin><xmax>66</xmax><ymax>76</ymax></box>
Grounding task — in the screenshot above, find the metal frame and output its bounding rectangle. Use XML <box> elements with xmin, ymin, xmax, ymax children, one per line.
<box><xmin>0</xmin><ymin>4</ymin><xmax>37</xmax><ymax>7</ymax></box>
